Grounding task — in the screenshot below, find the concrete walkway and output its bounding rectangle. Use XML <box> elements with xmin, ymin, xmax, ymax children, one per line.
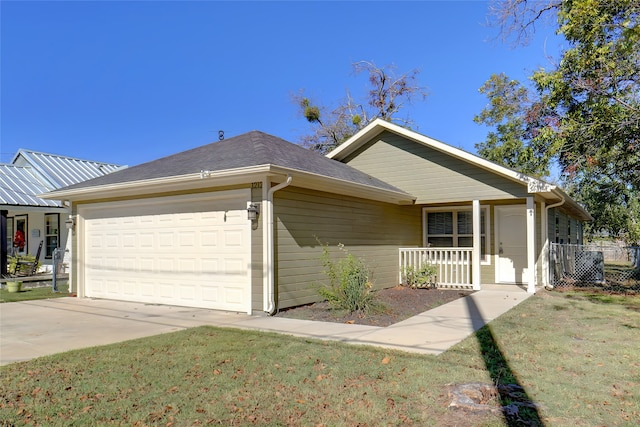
<box><xmin>0</xmin><ymin>285</ymin><xmax>532</xmax><ymax>366</ymax></box>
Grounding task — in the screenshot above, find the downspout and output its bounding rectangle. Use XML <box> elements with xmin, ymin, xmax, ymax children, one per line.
<box><xmin>265</xmin><ymin>175</ymin><xmax>292</xmax><ymax>315</ymax></box>
<box><xmin>544</xmin><ymin>194</ymin><xmax>565</xmax><ymax>289</ymax></box>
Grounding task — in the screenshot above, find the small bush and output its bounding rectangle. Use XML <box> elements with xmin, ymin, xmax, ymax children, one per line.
<box><xmin>402</xmin><ymin>263</ymin><xmax>437</xmax><ymax>288</ymax></box>
<box><xmin>317</xmin><ymin>243</ymin><xmax>383</xmax><ymax>314</ymax></box>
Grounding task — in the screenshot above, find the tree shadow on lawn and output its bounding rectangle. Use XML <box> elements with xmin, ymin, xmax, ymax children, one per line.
<box><xmin>465</xmin><ymin>296</ymin><xmax>545</xmax><ymax>426</ymax></box>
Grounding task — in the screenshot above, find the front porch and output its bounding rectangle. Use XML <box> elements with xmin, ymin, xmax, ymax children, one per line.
<box><xmin>399</xmin><ymin>247</ymin><xmax>535</xmax><ymax>292</ymax></box>
<box><xmin>402</xmin><ymin>197</ymin><xmax>540</xmax><ymax>293</ymax></box>
<box><xmin>399</xmin><ymin>247</ymin><xmax>473</xmax><ymax>288</ymax></box>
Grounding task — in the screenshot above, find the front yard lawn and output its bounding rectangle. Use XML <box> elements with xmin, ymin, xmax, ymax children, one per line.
<box><xmin>0</xmin><ymin>282</ymin><xmax>69</xmax><ymax>303</ymax></box>
<box><xmin>1</xmin><ymin>291</ymin><xmax>639</xmax><ymax>426</ymax></box>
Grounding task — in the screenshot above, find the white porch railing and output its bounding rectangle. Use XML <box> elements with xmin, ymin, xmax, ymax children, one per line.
<box><xmin>399</xmin><ymin>247</ymin><xmax>473</xmax><ymax>288</ymax></box>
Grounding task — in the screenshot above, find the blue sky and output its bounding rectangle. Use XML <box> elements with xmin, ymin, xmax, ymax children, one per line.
<box><xmin>1</xmin><ymin>1</ymin><xmax>562</xmax><ymax>167</ymax></box>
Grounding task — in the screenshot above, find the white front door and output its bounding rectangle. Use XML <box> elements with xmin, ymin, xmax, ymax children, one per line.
<box><xmin>495</xmin><ymin>205</ymin><xmax>528</xmax><ymax>284</ymax></box>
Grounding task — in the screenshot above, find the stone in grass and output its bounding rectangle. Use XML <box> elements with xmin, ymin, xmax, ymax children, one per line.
<box><xmin>446</xmin><ymin>382</ymin><xmax>541</xmax><ymax>416</ymax></box>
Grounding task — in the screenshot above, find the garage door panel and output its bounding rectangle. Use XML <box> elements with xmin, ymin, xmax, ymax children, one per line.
<box><xmin>179</xmin><ymin>284</ymin><xmax>197</xmax><ymax>300</ymax></box>
<box><xmin>122</xmin><ymin>280</ymin><xmax>136</xmax><ymax>296</ymax></box>
<box><xmin>140</xmin><ymin>233</ymin><xmax>154</xmax><ymax>247</ymax></box>
<box><xmin>201</xmin><ymin>231</ymin><xmax>218</xmax><ymax>246</ymax></box>
<box><xmin>81</xmin><ymin>191</ymin><xmax>251</xmax><ymax>313</ymax></box>
<box><xmin>106</xmin><ymin>280</ymin><xmax>120</xmax><ymax>295</ymax></box>
<box><xmin>140</xmin><ymin>282</ymin><xmax>155</xmax><ymax>297</ymax></box>
<box><xmin>201</xmin><ymin>285</ymin><xmax>219</xmax><ymax>303</ymax></box>
<box><xmin>224</xmin><ymin>229</ymin><xmax>244</xmax><ymax>247</ymax></box>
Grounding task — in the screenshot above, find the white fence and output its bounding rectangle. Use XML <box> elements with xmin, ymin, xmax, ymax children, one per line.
<box><xmin>399</xmin><ymin>247</ymin><xmax>473</xmax><ymax>288</ymax></box>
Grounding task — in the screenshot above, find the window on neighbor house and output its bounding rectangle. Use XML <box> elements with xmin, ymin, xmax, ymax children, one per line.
<box><xmin>6</xmin><ymin>217</ymin><xmax>13</xmax><ymax>255</ymax></box>
<box><xmin>45</xmin><ymin>213</ymin><xmax>59</xmax><ymax>259</ymax></box>
<box><xmin>424</xmin><ymin>208</ymin><xmax>489</xmax><ymax>262</ymax></box>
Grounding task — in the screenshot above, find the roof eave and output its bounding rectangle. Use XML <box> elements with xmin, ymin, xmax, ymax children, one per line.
<box><xmin>40</xmin><ymin>165</ymin><xmax>274</xmax><ymax>201</ymax></box>
<box><xmin>268</xmin><ymin>165</ymin><xmax>416</xmax><ymax>205</ymax></box>
<box><xmin>329</xmin><ymin>119</ymin><xmax>594</xmax><ymax>218</ymax></box>
<box><xmin>41</xmin><ymin>163</ymin><xmax>416</xmax><ymax>206</ymax></box>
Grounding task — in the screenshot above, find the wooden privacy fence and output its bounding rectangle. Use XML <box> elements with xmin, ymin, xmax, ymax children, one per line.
<box><xmin>399</xmin><ymin>247</ymin><xmax>473</xmax><ymax>288</ymax></box>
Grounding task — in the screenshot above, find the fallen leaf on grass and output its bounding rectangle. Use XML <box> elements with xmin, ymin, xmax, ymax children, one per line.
<box><xmin>381</xmin><ymin>357</ymin><xmax>391</xmax><ymax>365</ymax></box>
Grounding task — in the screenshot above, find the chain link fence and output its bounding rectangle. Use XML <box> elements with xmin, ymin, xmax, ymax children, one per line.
<box><xmin>549</xmin><ymin>243</ymin><xmax>640</xmax><ymax>292</ymax></box>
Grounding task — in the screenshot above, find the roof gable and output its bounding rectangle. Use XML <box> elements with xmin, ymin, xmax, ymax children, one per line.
<box><xmin>327</xmin><ymin>119</ymin><xmax>591</xmax><ymax>220</ymax></box>
<box><xmin>328</xmin><ymin>119</ymin><xmax>555</xmax><ymax>190</ymax></box>
<box><xmin>339</xmin><ymin>130</ymin><xmax>531</xmax><ymax>204</ymax></box>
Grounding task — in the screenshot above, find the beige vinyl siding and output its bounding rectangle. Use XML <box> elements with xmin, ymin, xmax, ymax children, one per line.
<box><xmin>343</xmin><ymin>131</ymin><xmax>528</xmax><ymax>204</ymax></box>
<box><xmin>554</xmin><ymin>210</ymin><xmax>569</xmax><ymax>244</ymax></box>
<box><xmin>250</xmin><ymin>185</ymin><xmax>264</xmax><ymax>312</ymax></box>
<box><xmin>480</xmin><ymin>263</ymin><xmax>494</xmax><ymax>285</ymax></box>
<box><xmin>549</xmin><ymin>208</ymin><xmax>582</xmax><ymax>246</ymax></box>
<box><xmin>274</xmin><ymin>186</ymin><xmax>422</xmax><ymax>309</ymax></box>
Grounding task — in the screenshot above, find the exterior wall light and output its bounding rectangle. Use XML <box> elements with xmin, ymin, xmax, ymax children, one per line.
<box><xmin>65</xmin><ymin>216</ymin><xmax>76</xmax><ymax>230</ymax></box>
<box><xmin>247</xmin><ymin>203</ymin><xmax>260</xmax><ymax>221</ymax></box>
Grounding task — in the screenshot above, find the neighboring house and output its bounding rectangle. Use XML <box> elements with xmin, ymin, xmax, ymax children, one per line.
<box><xmin>43</xmin><ymin>120</ymin><xmax>590</xmax><ymax>314</ymax></box>
<box><xmin>0</xmin><ymin>149</ymin><xmax>124</xmax><ymax>275</ymax></box>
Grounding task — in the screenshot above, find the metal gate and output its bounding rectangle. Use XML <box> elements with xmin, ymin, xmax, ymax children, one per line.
<box><xmin>549</xmin><ymin>243</ymin><xmax>640</xmax><ymax>291</ymax></box>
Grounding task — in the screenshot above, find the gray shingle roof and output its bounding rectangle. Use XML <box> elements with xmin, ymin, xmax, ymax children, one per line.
<box><xmin>58</xmin><ymin>131</ymin><xmax>409</xmax><ymax>195</ymax></box>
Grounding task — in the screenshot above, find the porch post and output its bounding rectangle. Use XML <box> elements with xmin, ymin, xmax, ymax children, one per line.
<box><xmin>472</xmin><ymin>200</ymin><xmax>481</xmax><ymax>290</ymax></box>
<box><xmin>526</xmin><ymin>197</ymin><xmax>536</xmax><ymax>293</ymax></box>
<box><xmin>540</xmin><ymin>201</ymin><xmax>548</xmax><ymax>288</ymax></box>
<box><xmin>1</xmin><ymin>210</ymin><xmax>6</xmax><ymax>277</ymax></box>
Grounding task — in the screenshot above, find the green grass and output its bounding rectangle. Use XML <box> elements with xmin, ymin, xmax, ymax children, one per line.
<box><xmin>0</xmin><ymin>282</ymin><xmax>69</xmax><ymax>303</ymax></box>
<box><xmin>1</xmin><ymin>290</ymin><xmax>639</xmax><ymax>426</ymax></box>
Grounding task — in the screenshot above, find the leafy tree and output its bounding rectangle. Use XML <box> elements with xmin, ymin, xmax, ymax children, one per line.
<box><xmin>473</xmin><ymin>73</ymin><xmax>556</xmax><ymax>177</ymax></box>
<box><xmin>477</xmin><ymin>0</ymin><xmax>640</xmax><ymax>243</ymax></box>
<box><xmin>294</xmin><ymin>61</ymin><xmax>427</xmax><ymax>154</ymax></box>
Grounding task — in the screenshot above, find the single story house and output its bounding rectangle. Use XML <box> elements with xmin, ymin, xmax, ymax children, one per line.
<box><xmin>43</xmin><ymin>119</ymin><xmax>591</xmax><ymax>314</ymax></box>
<box><xmin>0</xmin><ymin>149</ymin><xmax>123</xmax><ymax>275</ymax></box>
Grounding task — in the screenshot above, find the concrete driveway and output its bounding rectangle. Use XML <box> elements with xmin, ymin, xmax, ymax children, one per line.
<box><xmin>1</xmin><ymin>286</ymin><xmax>532</xmax><ymax>365</ymax></box>
<box><xmin>0</xmin><ymin>297</ymin><xmax>255</xmax><ymax>366</ymax></box>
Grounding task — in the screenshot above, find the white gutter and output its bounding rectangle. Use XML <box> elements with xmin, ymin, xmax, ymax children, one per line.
<box><xmin>41</xmin><ymin>165</ymin><xmax>273</xmax><ymax>200</ymax></box>
<box><xmin>545</xmin><ymin>194</ymin><xmax>566</xmax><ymax>214</ymax></box>
<box><xmin>264</xmin><ymin>175</ymin><xmax>292</xmax><ymax>315</ymax></box>
<box><xmin>543</xmin><ymin>194</ymin><xmax>566</xmax><ymax>289</ymax></box>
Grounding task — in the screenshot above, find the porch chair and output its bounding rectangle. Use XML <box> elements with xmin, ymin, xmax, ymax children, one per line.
<box><xmin>13</xmin><ymin>240</ymin><xmax>43</xmax><ymax>276</ymax></box>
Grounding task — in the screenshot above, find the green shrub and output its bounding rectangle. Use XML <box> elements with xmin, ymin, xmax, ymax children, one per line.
<box><xmin>316</xmin><ymin>243</ymin><xmax>382</xmax><ymax>314</ymax></box>
<box><xmin>402</xmin><ymin>263</ymin><xmax>437</xmax><ymax>288</ymax></box>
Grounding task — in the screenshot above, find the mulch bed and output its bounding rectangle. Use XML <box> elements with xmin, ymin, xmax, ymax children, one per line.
<box><xmin>275</xmin><ymin>286</ymin><xmax>474</xmax><ymax>327</ymax></box>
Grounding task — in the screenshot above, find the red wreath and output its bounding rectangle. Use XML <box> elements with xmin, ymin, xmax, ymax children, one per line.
<box><xmin>14</xmin><ymin>229</ymin><xmax>25</xmax><ymax>250</ymax></box>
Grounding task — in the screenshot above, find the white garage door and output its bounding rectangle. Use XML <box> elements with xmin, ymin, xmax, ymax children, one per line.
<box><xmin>79</xmin><ymin>190</ymin><xmax>252</xmax><ymax>313</ymax></box>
